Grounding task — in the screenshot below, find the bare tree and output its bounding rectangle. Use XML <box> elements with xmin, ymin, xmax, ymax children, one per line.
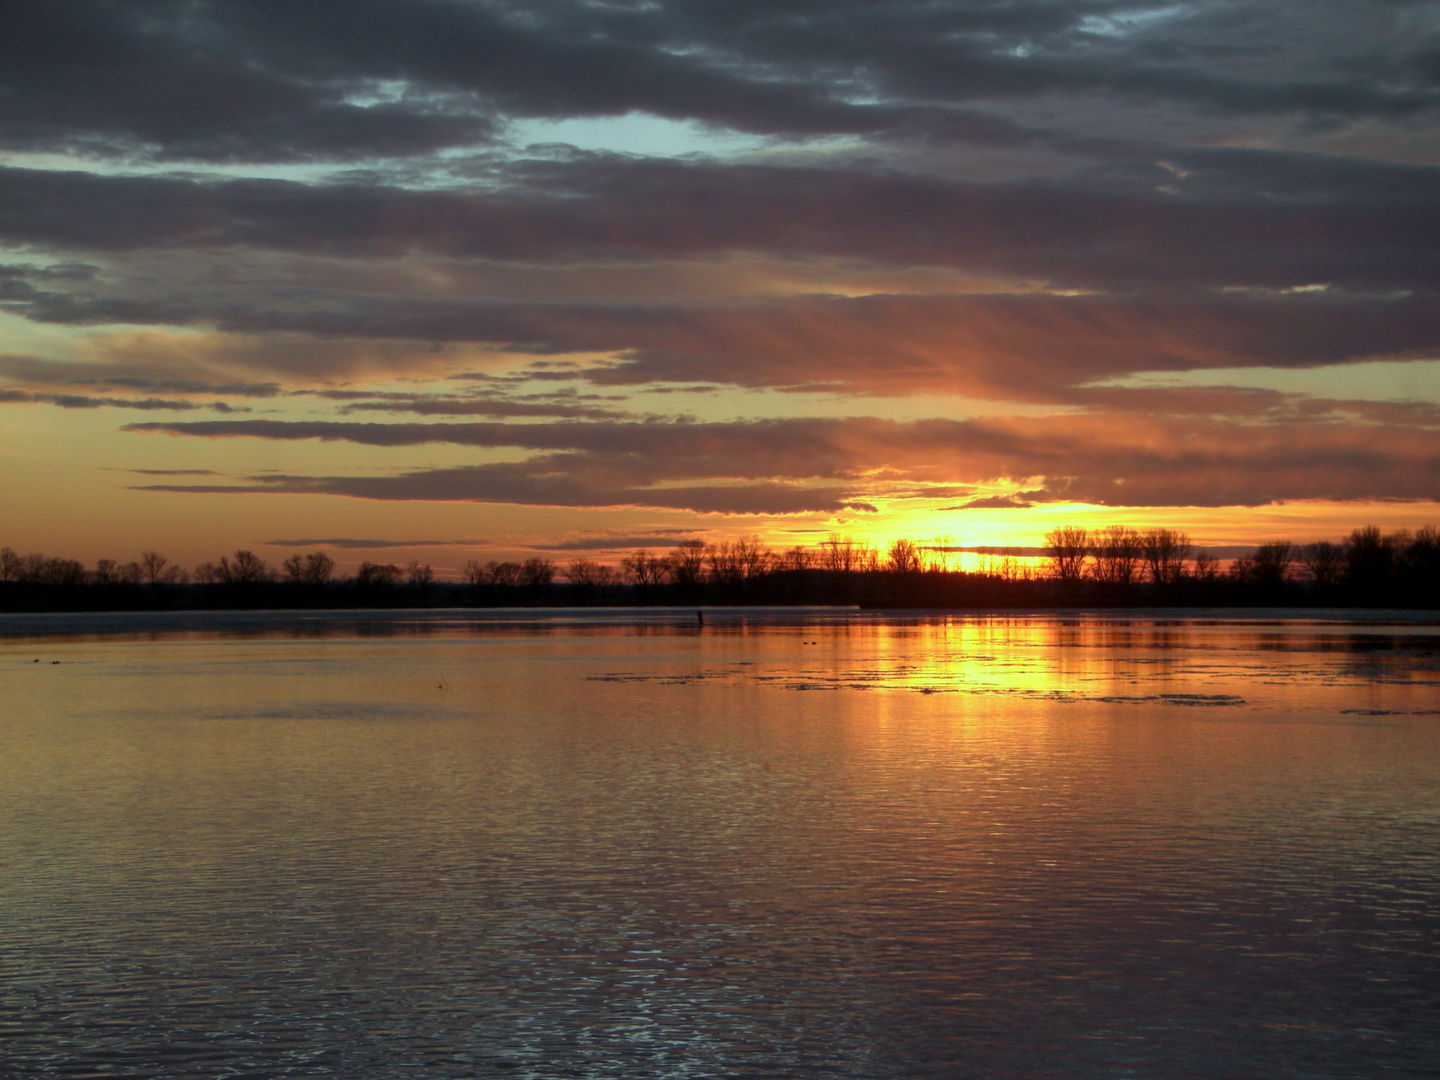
<box><xmin>622</xmin><ymin>549</ymin><xmax>667</xmax><ymax>588</ymax></box>
<box><xmin>139</xmin><ymin>550</ymin><xmax>182</xmax><ymax>585</ymax></box>
<box><xmin>23</xmin><ymin>557</ymin><xmax>89</xmax><ymax>586</ymax></box>
<box><xmin>407</xmin><ymin>561</ymin><xmax>435</xmax><ymax>589</ymax></box>
<box><xmin>1044</xmin><ymin>526</ymin><xmax>1089</xmax><ymax>582</ymax></box>
<box><xmin>669</xmin><ymin>539</ymin><xmax>708</xmax><ymax>588</ymax></box>
<box><xmin>1252</xmin><ymin>541</ymin><xmax>1294</xmax><ymax>584</ymax></box>
<box><xmin>1093</xmin><ymin>526</ymin><xmax>1142</xmax><ymax>585</ymax></box>
<box><xmin>1192</xmin><ymin>550</ymin><xmax>1218</xmax><ymax>582</ymax></box>
<box><xmin>780</xmin><ymin>545</ymin><xmax>812</xmax><ymax>572</ymax></box>
<box><xmin>93</xmin><ymin>558</ymin><xmax>120</xmax><ymax>586</ymax></box>
<box><xmin>231</xmin><ymin>550</ymin><xmax>271</xmax><ymax>585</ymax></box>
<box><xmin>887</xmin><ymin>538</ymin><xmax>922</xmax><ymax>574</ymax></box>
<box><xmin>1346</xmin><ymin>525</ymin><xmax>1394</xmax><ymax>587</ymax></box>
<box><xmin>197</xmin><ymin>551</ymin><xmax>270</xmax><ymax>585</ymax></box>
<box><xmin>1301</xmin><ymin>541</ymin><xmax>1343</xmax><ymax>586</ymax></box>
<box><xmin>819</xmin><ymin>534</ymin><xmax>860</xmax><ymax>574</ymax></box>
<box><xmin>520</xmin><ymin>557</ymin><xmax>554</xmax><ymax>588</ymax></box>
<box><xmin>997</xmin><ymin>547</ymin><xmax>1023</xmax><ymax>582</ymax></box>
<box><xmin>734</xmin><ymin>536</ymin><xmax>773</xmax><ymax>580</ymax></box>
<box><xmin>302</xmin><ymin>551</ymin><xmax>334</xmax><ymax>585</ymax></box>
<box><xmin>490</xmin><ymin>561</ymin><xmax>522</xmax><ymax>586</ymax></box>
<box><xmin>1398</xmin><ymin>526</ymin><xmax>1438</xmax><ymax>584</ymax></box>
<box><xmin>1141</xmin><ymin>529</ymin><xmax>1190</xmax><ymax>586</ymax></box>
<box><xmin>355</xmin><ymin>561</ymin><xmax>401</xmax><ymax>587</ymax></box>
<box><xmin>707</xmin><ymin>540</ymin><xmax>743</xmax><ymax>588</ymax></box>
<box><xmin>565</xmin><ymin>558</ymin><xmax>614</xmax><ymax>587</ymax></box>
<box><xmin>925</xmin><ymin>536</ymin><xmax>956</xmax><ymax>573</ymax></box>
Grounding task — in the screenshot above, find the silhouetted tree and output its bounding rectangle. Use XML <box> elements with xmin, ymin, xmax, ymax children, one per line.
<box><xmin>669</xmin><ymin>540</ymin><xmax>707</xmax><ymax>589</ymax></box>
<box><xmin>24</xmin><ymin>557</ymin><xmax>89</xmax><ymax>586</ymax></box>
<box><xmin>887</xmin><ymin>538</ymin><xmax>922</xmax><ymax>574</ymax></box>
<box><xmin>488</xmin><ymin>561</ymin><xmax>522</xmax><ymax>586</ymax></box>
<box><xmin>1192</xmin><ymin>550</ymin><xmax>1219</xmax><ymax>582</ymax></box>
<box><xmin>355</xmin><ymin>561</ymin><xmax>401</xmax><ymax>588</ymax></box>
<box><xmin>564</xmin><ymin>559</ymin><xmax>613</xmax><ymax>588</ymax></box>
<box><xmin>1142</xmin><ymin>529</ymin><xmax>1190</xmax><ymax>586</ymax></box>
<box><xmin>1345</xmin><ymin>526</ymin><xmax>1393</xmax><ymax>592</ymax></box>
<box><xmin>622</xmin><ymin>549</ymin><xmax>666</xmax><ymax>589</ymax></box>
<box><xmin>140</xmin><ymin>550</ymin><xmax>183</xmax><ymax>585</ymax></box>
<box><xmin>1044</xmin><ymin>526</ymin><xmax>1088</xmax><ymax>582</ymax></box>
<box><xmin>93</xmin><ymin>558</ymin><xmax>143</xmax><ymax>586</ymax></box>
<box><xmin>1398</xmin><ymin>526</ymin><xmax>1439</xmax><ymax>594</ymax></box>
<box><xmin>1093</xmin><ymin>526</ymin><xmax>1142</xmax><ymax>585</ymax></box>
<box><xmin>1301</xmin><ymin>541</ymin><xmax>1343</xmax><ymax>587</ymax></box>
<box><xmin>303</xmin><ymin>551</ymin><xmax>334</xmax><ymax>584</ymax></box>
<box><xmin>819</xmin><ymin>534</ymin><xmax>860</xmax><ymax>574</ymax></box>
<box><xmin>734</xmin><ymin>536</ymin><xmax>772</xmax><ymax>580</ymax></box>
<box><xmin>925</xmin><ymin>536</ymin><xmax>956</xmax><ymax>573</ymax></box>
<box><xmin>519</xmin><ymin>558</ymin><xmax>554</xmax><ymax>588</ymax></box>
<box><xmin>1252</xmin><ymin>541</ymin><xmax>1294</xmax><ymax>585</ymax></box>
<box><xmin>780</xmin><ymin>545</ymin><xmax>812</xmax><ymax>572</ymax></box>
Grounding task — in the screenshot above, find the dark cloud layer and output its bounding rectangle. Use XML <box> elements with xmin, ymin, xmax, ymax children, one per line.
<box><xmin>8</xmin><ymin>265</ymin><xmax>1440</xmax><ymax>402</ymax></box>
<box><xmin>6</xmin><ymin>2</ymin><xmax>1436</xmax><ymax>162</ymax></box>
<box><xmin>3</xmin><ymin>158</ymin><xmax>1437</xmax><ymax>291</ymax></box>
<box><xmin>126</xmin><ymin>413</ymin><xmax>1440</xmax><ymax>512</ymax></box>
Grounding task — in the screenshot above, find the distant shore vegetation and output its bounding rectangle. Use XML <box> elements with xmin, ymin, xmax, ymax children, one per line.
<box><xmin>1</xmin><ymin>525</ymin><xmax>1437</xmax><ymax>612</ymax></box>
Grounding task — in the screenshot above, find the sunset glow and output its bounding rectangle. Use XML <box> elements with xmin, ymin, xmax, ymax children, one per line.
<box><xmin>2</xmin><ymin>3</ymin><xmax>1437</xmax><ymax>574</ymax></box>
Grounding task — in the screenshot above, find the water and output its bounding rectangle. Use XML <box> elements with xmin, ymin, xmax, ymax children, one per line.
<box><xmin>2</xmin><ymin>609</ymin><xmax>1438</xmax><ymax>1078</ymax></box>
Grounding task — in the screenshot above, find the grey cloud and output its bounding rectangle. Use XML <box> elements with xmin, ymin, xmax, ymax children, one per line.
<box><xmin>265</xmin><ymin>538</ymin><xmax>479</xmax><ymax>549</ymax></box>
<box><xmin>122</xmin><ymin>468</ymin><xmax>219</xmax><ymax>476</ymax></box>
<box><xmin>139</xmin><ymin>466</ymin><xmax>853</xmax><ymax>516</ymax></box>
<box><xmin>534</xmin><ymin>534</ymin><xmax>696</xmax><ymax>552</ymax></box>
<box><xmin>1</xmin><ymin>388</ymin><xmax>200</xmax><ymax>410</ymax></box>
<box><xmin>6</xmin><ymin>1</ymin><xmax>1435</xmax><ymax>166</ymax></box>
<box><xmin>0</xmin><ymin>354</ymin><xmax>283</xmax><ymax>397</ymax></box>
<box><xmin>124</xmin><ymin>411</ymin><xmax>1440</xmax><ymax>510</ymax></box>
<box><xmin>957</xmin><ymin>495</ymin><xmax>1037</xmax><ymax>509</ymax></box>
<box><xmin>24</xmin><ymin>280</ymin><xmax>1440</xmax><ymax>402</ymax></box>
<box><xmin>3</xmin><ymin>158</ymin><xmax>1437</xmax><ymax>291</ymax></box>
<box><xmin>334</xmin><ymin>394</ymin><xmax>627</xmax><ymax>420</ymax></box>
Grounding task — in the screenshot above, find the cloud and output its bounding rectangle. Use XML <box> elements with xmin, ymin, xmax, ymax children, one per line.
<box><xmin>0</xmin><ymin>388</ymin><xmax>201</xmax><ymax>410</ymax></box>
<box><xmin>332</xmin><ymin>393</ymin><xmax>628</xmax><ymax>420</ymax></box>
<box><xmin>5</xmin><ymin>1</ymin><xmax>1435</xmax><ymax>167</ymax></box>
<box><xmin>0</xmin><ymin>352</ymin><xmax>284</xmax><ymax>397</ymax></box>
<box><xmin>7</xmin><ymin>2</ymin><xmax>1440</xmax><ymax>530</ymax></box>
<box><xmin>10</xmin><ymin>266</ymin><xmax>1440</xmax><ymax>403</ymax></box>
<box><xmin>534</xmin><ymin>534</ymin><xmax>702</xmax><ymax>552</ymax></box>
<box><xmin>956</xmin><ymin>495</ymin><xmax>1037</xmax><ymax>510</ymax></box>
<box><xmin>3</xmin><ymin>157</ymin><xmax>1437</xmax><ymax>291</ymax></box>
<box><xmin>120</xmin><ymin>468</ymin><xmax>219</xmax><ymax>476</ymax></box>
<box><xmin>124</xmin><ymin>411</ymin><xmax>1440</xmax><ymax>511</ymax></box>
<box><xmin>265</xmin><ymin>537</ymin><xmax>480</xmax><ymax>549</ymax></box>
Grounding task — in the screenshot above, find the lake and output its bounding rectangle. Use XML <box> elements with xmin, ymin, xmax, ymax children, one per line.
<box><xmin>2</xmin><ymin>609</ymin><xmax>1438</xmax><ymax>1078</ymax></box>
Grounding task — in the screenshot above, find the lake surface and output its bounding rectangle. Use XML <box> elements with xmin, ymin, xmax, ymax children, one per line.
<box><xmin>2</xmin><ymin>609</ymin><xmax>1438</xmax><ymax>1078</ymax></box>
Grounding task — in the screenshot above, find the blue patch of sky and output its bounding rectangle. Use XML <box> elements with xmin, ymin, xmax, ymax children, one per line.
<box><xmin>505</xmin><ymin>112</ymin><xmax>769</xmax><ymax>159</ymax></box>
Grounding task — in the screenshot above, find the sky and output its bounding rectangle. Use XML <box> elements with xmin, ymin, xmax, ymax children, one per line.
<box><xmin>2</xmin><ymin>1</ymin><xmax>1438</xmax><ymax>575</ymax></box>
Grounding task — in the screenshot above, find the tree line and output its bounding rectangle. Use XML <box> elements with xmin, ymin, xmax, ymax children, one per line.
<box><xmin>1041</xmin><ymin>524</ymin><xmax>1440</xmax><ymax>604</ymax></box>
<box><xmin>1</xmin><ymin>524</ymin><xmax>1437</xmax><ymax>611</ymax></box>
